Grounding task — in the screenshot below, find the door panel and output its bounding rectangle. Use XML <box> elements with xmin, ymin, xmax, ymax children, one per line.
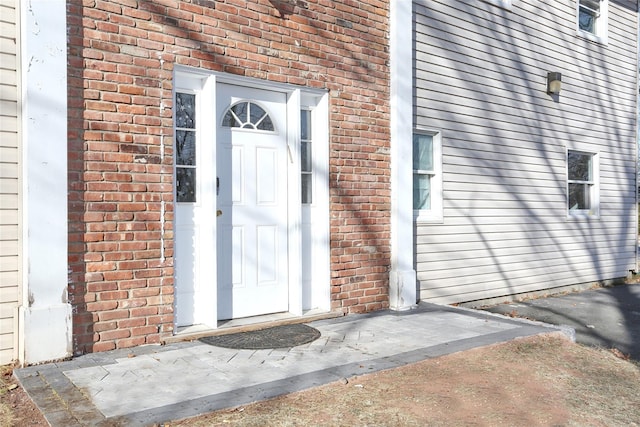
<box><xmin>174</xmin><ymin>223</ymin><xmax>198</xmax><ymax>326</ymax></box>
<box><xmin>216</xmin><ymin>84</ymin><xmax>289</xmax><ymax>319</ymax></box>
<box><xmin>256</xmin><ymin>147</ymin><xmax>277</xmax><ymax>204</ymax></box>
<box><xmin>256</xmin><ymin>225</ymin><xmax>278</xmax><ymax>284</ymax></box>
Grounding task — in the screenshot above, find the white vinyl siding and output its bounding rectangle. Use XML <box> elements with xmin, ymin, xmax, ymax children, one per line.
<box><xmin>0</xmin><ymin>0</ymin><xmax>20</xmax><ymax>364</ymax></box>
<box><xmin>482</xmin><ymin>0</ymin><xmax>513</xmax><ymax>10</ymax></box>
<box><xmin>413</xmin><ymin>0</ymin><xmax>637</xmax><ymax>304</ymax></box>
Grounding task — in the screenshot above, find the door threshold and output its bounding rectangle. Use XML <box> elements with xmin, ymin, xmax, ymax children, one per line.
<box><xmin>164</xmin><ymin>309</ymin><xmax>343</xmax><ymax>345</ymax></box>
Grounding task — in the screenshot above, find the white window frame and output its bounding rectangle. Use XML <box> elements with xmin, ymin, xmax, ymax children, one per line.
<box><xmin>300</xmin><ymin>107</ymin><xmax>313</xmax><ymax>205</ymax></box>
<box><xmin>482</xmin><ymin>0</ymin><xmax>513</xmax><ymax>10</ymax></box>
<box><xmin>577</xmin><ymin>0</ymin><xmax>608</xmax><ymax>44</ymax></box>
<box><xmin>567</xmin><ymin>148</ymin><xmax>600</xmax><ymax>219</ymax></box>
<box><xmin>174</xmin><ymin>90</ymin><xmax>199</xmax><ymax>204</ymax></box>
<box><xmin>413</xmin><ymin>128</ymin><xmax>443</xmax><ymax>223</ymax></box>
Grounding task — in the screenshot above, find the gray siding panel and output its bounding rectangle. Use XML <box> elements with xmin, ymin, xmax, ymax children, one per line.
<box><xmin>414</xmin><ymin>0</ymin><xmax>638</xmax><ymax>304</ymax></box>
<box><xmin>0</xmin><ymin>0</ymin><xmax>19</xmax><ymax>364</ymax></box>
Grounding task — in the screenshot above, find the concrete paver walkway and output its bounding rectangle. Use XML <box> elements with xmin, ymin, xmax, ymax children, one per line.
<box><xmin>15</xmin><ymin>302</ymin><xmax>566</xmax><ymax>426</ymax></box>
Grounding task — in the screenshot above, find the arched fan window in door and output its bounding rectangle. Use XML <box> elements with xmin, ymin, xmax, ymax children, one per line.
<box><xmin>222</xmin><ymin>101</ymin><xmax>275</xmax><ymax>131</ymax></box>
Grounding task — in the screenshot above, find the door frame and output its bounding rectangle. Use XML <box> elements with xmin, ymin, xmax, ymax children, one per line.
<box><xmin>173</xmin><ymin>68</ymin><xmax>330</xmax><ymax>330</ymax></box>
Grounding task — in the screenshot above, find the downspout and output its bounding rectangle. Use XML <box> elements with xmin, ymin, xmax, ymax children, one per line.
<box><xmin>159</xmin><ymin>56</ymin><xmax>166</xmax><ymax>265</ymax></box>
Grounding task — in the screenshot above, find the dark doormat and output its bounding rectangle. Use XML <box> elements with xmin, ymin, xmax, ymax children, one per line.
<box><xmin>199</xmin><ymin>324</ymin><xmax>321</xmax><ymax>349</ymax></box>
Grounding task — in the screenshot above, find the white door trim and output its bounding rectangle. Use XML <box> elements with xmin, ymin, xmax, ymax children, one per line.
<box><xmin>286</xmin><ymin>89</ymin><xmax>303</xmax><ymax>316</ymax></box>
<box><xmin>173</xmin><ymin>73</ymin><xmax>217</xmax><ymax>328</ymax></box>
<box><xmin>173</xmin><ymin>67</ymin><xmax>330</xmax><ymax>330</ymax></box>
<box><xmin>198</xmin><ymin>75</ymin><xmax>218</xmax><ymax>326</ymax></box>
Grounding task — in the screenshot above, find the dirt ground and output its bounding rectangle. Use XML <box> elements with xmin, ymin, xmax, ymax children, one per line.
<box><xmin>0</xmin><ymin>364</ymin><xmax>47</xmax><ymax>426</ymax></box>
<box><xmin>2</xmin><ymin>334</ymin><xmax>639</xmax><ymax>427</ymax></box>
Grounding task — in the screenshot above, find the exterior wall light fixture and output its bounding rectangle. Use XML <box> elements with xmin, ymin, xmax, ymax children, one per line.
<box><xmin>547</xmin><ymin>72</ymin><xmax>562</xmax><ymax>94</ymax></box>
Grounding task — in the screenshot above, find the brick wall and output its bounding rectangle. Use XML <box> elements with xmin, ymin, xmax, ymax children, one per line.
<box><xmin>67</xmin><ymin>0</ymin><xmax>391</xmax><ymax>355</ymax></box>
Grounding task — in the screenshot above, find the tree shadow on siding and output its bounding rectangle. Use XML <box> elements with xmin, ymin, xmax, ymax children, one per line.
<box><xmin>412</xmin><ymin>0</ymin><xmax>638</xmax><ymax>356</ymax></box>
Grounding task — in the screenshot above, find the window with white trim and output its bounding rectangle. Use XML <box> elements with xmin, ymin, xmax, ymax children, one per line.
<box><xmin>300</xmin><ymin>109</ymin><xmax>313</xmax><ymax>204</ymax></box>
<box><xmin>413</xmin><ymin>130</ymin><xmax>443</xmax><ymax>222</ymax></box>
<box><xmin>567</xmin><ymin>149</ymin><xmax>599</xmax><ymax>217</ymax></box>
<box><xmin>578</xmin><ymin>0</ymin><xmax>607</xmax><ymax>43</ymax></box>
<box><xmin>175</xmin><ymin>91</ymin><xmax>197</xmax><ymax>203</ymax></box>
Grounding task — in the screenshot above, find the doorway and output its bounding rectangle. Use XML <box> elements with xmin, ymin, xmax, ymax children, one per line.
<box><xmin>173</xmin><ymin>71</ymin><xmax>330</xmax><ymax>329</ymax></box>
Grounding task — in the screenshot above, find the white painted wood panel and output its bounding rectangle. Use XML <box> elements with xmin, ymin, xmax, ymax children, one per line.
<box><xmin>413</xmin><ymin>0</ymin><xmax>638</xmax><ymax>304</ymax></box>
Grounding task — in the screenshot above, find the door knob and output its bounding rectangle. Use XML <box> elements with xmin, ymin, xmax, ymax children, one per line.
<box><xmin>217</xmin><ymin>209</ymin><xmax>222</xmax><ymax>217</ymax></box>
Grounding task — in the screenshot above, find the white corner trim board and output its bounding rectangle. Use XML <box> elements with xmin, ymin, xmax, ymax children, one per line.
<box><xmin>20</xmin><ymin>0</ymin><xmax>71</xmax><ymax>364</ymax></box>
<box><xmin>389</xmin><ymin>0</ymin><xmax>417</xmax><ymax>310</ymax></box>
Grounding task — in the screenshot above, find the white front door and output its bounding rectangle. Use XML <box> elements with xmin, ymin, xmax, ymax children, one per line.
<box><xmin>216</xmin><ymin>84</ymin><xmax>289</xmax><ymax>319</ymax></box>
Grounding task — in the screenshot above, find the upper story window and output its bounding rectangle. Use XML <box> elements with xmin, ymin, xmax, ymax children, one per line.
<box><xmin>578</xmin><ymin>0</ymin><xmax>608</xmax><ymax>43</ymax></box>
<box><xmin>567</xmin><ymin>149</ymin><xmax>599</xmax><ymax>218</ymax></box>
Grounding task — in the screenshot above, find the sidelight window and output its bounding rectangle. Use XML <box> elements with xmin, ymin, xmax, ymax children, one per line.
<box><xmin>175</xmin><ymin>92</ymin><xmax>197</xmax><ymax>203</ymax></box>
<box><xmin>301</xmin><ymin>109</ymin><xmax>312</xmax><ymax>204</ymax></box>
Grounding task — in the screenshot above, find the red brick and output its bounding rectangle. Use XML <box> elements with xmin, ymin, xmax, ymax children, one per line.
<box><xmin>131</xmin><ymin>326</ymin><xmax>158</xmax><ymax>336</ymax></box>
<box><xmin>86</xmin><ymin>301</ymin><xmax>118</xmax><ymax>312</ymax></box>
<box><xmin>69</xmin><ymin>0</ymin><xmax>392</xmax><ymax>356</ymax></box>
<box><xmin>93</xmin><ymin>321</ymin><xmax>118</xmax><ymax>332</ymax></box>
<box><xmin>118</xmin><ymin>318</ymin><xmax>147</xmax><ymax>328</ymax></box>
<box><xmin>92</xmin><ymin>342</ymin><xmax>116</xmax><ymax>352</ymax></box>
<box><xmin>98</xmin><ymin>309</ymin><xmax>130</xmax><ymax>321</ymax></box>
<box><xmin>100</xmin><ymin>329</ymin><xmax>131</xmax><ymax>341</ymax></box>
<box><xmin>99</xmin><ymin>291</ymin><xmax>129</xmax><ymax>301</ymax></box>
<box><xmin>116</xmin><ymin>337</ymin><xmax>147</xmax><ymax>348</ymax></box>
